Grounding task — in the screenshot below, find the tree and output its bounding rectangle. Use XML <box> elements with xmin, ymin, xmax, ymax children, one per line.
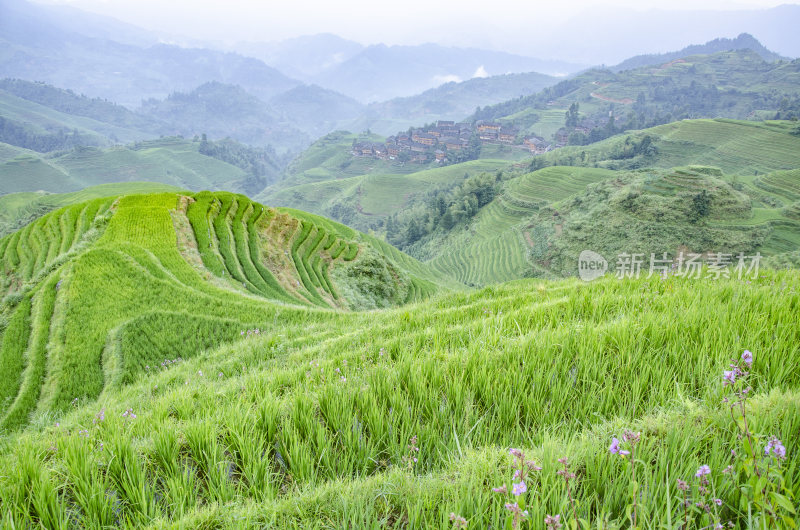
<box><xmin>565</xmin><ymin>102</ymin><xmax>580</xmax><ymax>128</ymax></box>
<box><xmin>690</xmin><ymin>190</ymin><xmax>711</xmax><ymax>223</ymax></box>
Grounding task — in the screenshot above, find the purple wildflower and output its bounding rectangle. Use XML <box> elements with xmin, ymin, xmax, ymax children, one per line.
<box><xmin>723</xmin><ymin>370</ymin><xmax>736</xmax><ymax>385</ymax></box>
<box><xmin>609</xmin><ymin>437</ymin><xmax>631</xmax><ymax>456</ymax></box>
<box><xmin>449</xmin><ymin>513</ymin><xmax>468</xmax><ymax>529</ymax></box>
<box><xmin>714</xmin><ymin>498</ymin><xmax>723</xmax><ymax>506</ymax></box>
<box><xmin>741</xmin><ymin>350</ymin><xmax>753</xmax><ymax>366</ymax></box>
<box><xmin>512</xmin><ymin>481</ymin><xmax>527</xmax><ymax>496</ymax></box>
<box><xmin>492</xmin><ymin>484</ymin><xmax>508</xmax><ymax>494</ymax></box>
<box><xmin>676</xmin><ymin>479</ymin><xmax>689</xmax><ymax>491</ymax></box>
<box><xmin>695</xmin><ymin>465</ymin><xmax>711</xmax><ymax>478</ymax></box>
<box><xmin>526</xmin><ymin>460</ymin><xmax>542</xmax><ymax>471</ymax></box>
<box><xmin>544</xmin><ymin>514</ymin><xmax>563</xmax><ymax>530</ymax></box>
<box><xmin>764</xmin><ymin>437</ymin><xmax>787</xmax><ymax>459</ymax></box>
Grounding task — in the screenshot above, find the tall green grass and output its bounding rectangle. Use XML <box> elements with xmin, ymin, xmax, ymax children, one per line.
<box><xmin>0</xmin><ymin>270</ymin><xmax>797</xmax><ymax>527</ymax></box>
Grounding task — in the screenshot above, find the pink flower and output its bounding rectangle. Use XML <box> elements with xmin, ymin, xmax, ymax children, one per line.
<box><xmin>492</xmin><ymin>484</ymin><xmax>508</xmax><ymax>494</ymax></box>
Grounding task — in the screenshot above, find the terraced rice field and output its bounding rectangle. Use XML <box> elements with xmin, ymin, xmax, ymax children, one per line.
<box><xmin>647</xmin><ymin>119</ymin><xmax>800</xmax><ymax>174</ymax></box>
<box><xmin>0</xmin><ymin>192</ymin><xmax>449</xmax><ymax>433</ymax></box>
<box><xmin>1</xmin><ymin>269</ymin><xmax>798</xmax><ymax>528</ymax></box>
<box><xmin>427</xmin><ymin>167</ymin><xmax>617</xmax><ymax>285</ymax></box>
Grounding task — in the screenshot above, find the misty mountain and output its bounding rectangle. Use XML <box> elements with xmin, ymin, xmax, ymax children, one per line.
<box><xmin>531</xmin><ymin>5</ymin><xmax>800</xmax><ymax>65</ymax></box>
<box><xmin>471</xmin><ymin>49</ymin><xmax>800</xmax><ymax>146</ymax></box>
<box><xmin>0</xmin><ymin>0</ymin><xmax>161</xmax><ymax>48</ymax></box>
<box><xmin>0</xmin><ymin>0</ymin><xmax>301</xmax><ymax>107</ymax></box>
<box><xmin>349</xmin><ymin>71</ymin><xmax>559</xmax><ymax>136</ymax></box>
<box><xmin>612</xmin><ymin>33</ymin><xmax>788</xmax><ymax>72</ymax></box>
<box><xmin>307</xmin><ymin>43</ymin><xmax>583</xmax><ymax>103</ymax></box>
<box><xmin>268</xmin><ymin>84</ymin><xmax>364</xmax><ymax>139</ymax></box>
<box><xmin>232</xmin><ymin>34</ymin><xmax>365</xmax><ymax>81</ymax></box>
<box><xmin>139</xmin><ymin>82</ymin><xmax>310</xmax><ymax>153</ymax></box>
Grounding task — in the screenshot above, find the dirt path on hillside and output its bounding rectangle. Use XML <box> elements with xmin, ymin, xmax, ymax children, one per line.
<box><xmin>523</xmin><ymin>230</ymin><xmax>534</xmax><ymax>247</ymax></box>
<box><xmin>590</xmin><ymin>92</ymin><xmax>634</xmax><ymax>105</ymax></box>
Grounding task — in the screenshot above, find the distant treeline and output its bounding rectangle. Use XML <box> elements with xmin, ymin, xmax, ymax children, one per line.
<box><xmin>385</xmin><ymin>172</ymin><xmax>500</xmax><ymax>249</ymax></box>
<box><xmin>0</xmin><ymin>116</ymin><xmax>102</xmax><ymax>153</ymax></box>
<box><xmin>198</xmin><ymin>134</ymin><xmax>283</xmax><ymax>194</ymax></box>
<box><xmin>0</xmin><ymin>78</ymin><xmax>158</xmax><ymax>130</ymax></box>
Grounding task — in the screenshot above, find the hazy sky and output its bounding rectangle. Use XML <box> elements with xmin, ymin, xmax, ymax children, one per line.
<box><xmin>35</xmin><ymin>0</ymin><xmax>794</xmax><ymax>48</ymax></box>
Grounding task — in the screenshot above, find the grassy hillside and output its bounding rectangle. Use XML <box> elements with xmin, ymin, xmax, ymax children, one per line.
<box><xmin>262</xmin><ymin>157</ymin><xmax>520</xmax><ymax>234</ymax></box>
<box><xmin>0</xmin><ymin>191</ymin><xmax>456</xmax><ymax>436</ymax></box>
<box><xmin>0</xmin><ymin>87</ymin><xmax>153</xmax><ymax>150</ymax></box>
<box><xmin>537</xmin><ymin>119</ymin><xmax>800</xmax><ymax>175</ymax></box>
<box><xmin>473</xmin><ymin>50</ymin><xmax>800</xmax><ymax>144</ymax></box>
<box><xmin>0</xmin><ymin>138</ymin><xmax>257</xmax><ymax>196</ymax></box>
<box><xmin>0</xmin><ymin>266</ymin><xmax>797</xmax><ymax>527</ymax></box>
<box><xmin>0</xmin><ymin>182</ymin><xmax>182</xmax><ymax>237</ymax></box>
<box><xmin>268</xmin><ymin>119</ymin><xmax>800</xmax><ymax>286</ymax></box>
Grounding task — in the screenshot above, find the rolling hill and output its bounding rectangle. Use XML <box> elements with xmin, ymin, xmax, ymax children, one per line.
<box><xmin>0</xmin><ymin>137</ymin><xmax>268</xmax><ymax>197</ymax></box>
<box><xmin>270</xmin><ymin>120</ymin><xmax>800</xmax><ymax>286</ymax></box>
<box><xmin>472</xmin><ymin>50</ymin><xmax>800</xmax><ymax>145</ymax></box>
<box><xmin>138</xmin><ymin>83</ymin><xmax>310</xmax><ymax>154</ymax></box>
<box><xmin>0</xmin><ymin>237</ymin><xmax>797</xmax><ymax>526</ymax></box>
<box><xmin>0</xmin><ymin>190</ymin><xmax>456</xmax><ymax>435</ymax></box>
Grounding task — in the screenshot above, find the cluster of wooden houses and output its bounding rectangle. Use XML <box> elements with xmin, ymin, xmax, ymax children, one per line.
<box><xmin>351</xmin><ymin>120</ymin><xmax>552</xmax><ymax>164</ymax></box>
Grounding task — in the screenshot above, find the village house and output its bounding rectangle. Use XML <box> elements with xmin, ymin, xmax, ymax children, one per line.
<box><xmin>524</xmin><ymin>136</ymin><xmax>551</xmax><ymax>154</ymax></box>
<box><xmin>411</xmin><ymin>132</ymin><xmax>438</xmax><ymax>146</ymax></box>
<box><xmin>435</xmin><ymin>150</ymin><xmax>446</xmax><ymax>162</ymax></box>
<box><xmin>442</xmin><ymin>137</ymin><xmax>463</xmax><ymax>151</ymax></box>
<box><xmin>498</xmin><ymin>127</ymin><xmax>518</xmax><ymax>144</ymax></box>
<box><xmin>476</xmin><ymin>121</ymin><xmax>502</xmax><ymax>132</ymax></box>
<box><xmin>479</xmin><ymin>129</ymin><xmax>498</xmax><ymax>142</ymax></box>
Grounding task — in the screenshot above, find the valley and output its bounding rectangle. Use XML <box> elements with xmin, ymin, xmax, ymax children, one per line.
<box><xmin>1</xmin><ymin>2</ymin><xmax>799</xmax><ymax>527</ymax></box>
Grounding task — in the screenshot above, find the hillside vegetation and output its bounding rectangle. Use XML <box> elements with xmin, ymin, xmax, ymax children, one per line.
<box><xmin>0</xmin><ymin>265</ymin><xmax>797</xmax><ymax>527</ymax></box>
<box><xmin>0</xmin><ymin>182</ymin><xmax>182</xmax><ymax>238</ymax></box>
<box><xmin>266</xmin><ymin>119</ymin><xmax>800</xmax><ymax>285</ymax></box>
<box><xmin>473</xmin><ymin>50</ymin><xmax>800</xmax><ymax>144</ymax></box>
<box><xmin>0</xmin><ymin>137</ymin><xmax>280</xmax><ymax>197</ymax></box>
<box><xmin>0</xmin><ymin>191</ymin><xmax>454</xmax><ymax>437</ymax></box>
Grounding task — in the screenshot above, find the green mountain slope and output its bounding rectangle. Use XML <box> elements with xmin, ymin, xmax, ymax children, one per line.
<box><xmin>262</xmin><ymin>119</ymin><xmax>800</xmax><ymax>285</ymax></box>
<box><xmin>473</xmin><ymin>50</ymin><xmax>800</xmax><ymax>144</ymax></box>
<box><xmin>536</xmin><ymin>119</ymin><xmax>800</xmax><ymax>175</ymax></box>
<box><xmin>0</xmin><ymin>138</ymin><xmax>265</xmax><ymax>196</ymax></box>
<box><xmin>0</xmin><ymin>88</ymin><xmax>154</xmax><ymax>151</ymax></box>
<box><xmin>351</xmin><ymin>71</ymin><xmax>559</xmax><ymax>136</ymax></box>
<box><xmin>0</xmin><ymin>264</ymin><xmax>797</xmax><ymax>527</ymax></box>
<box><xmin>612</xmin><ymin>33</ymin><xmax>787</xmax><ymax>72</ymax></box>
<box><xmin>0</xmin><ymin>191</ymin><xmax>457</xmax><ymax>433</ymax></box>
<box><xmin>0</xmin><ymin>182</ymin><xmax>182</xmax><ymax>237</ymax></box>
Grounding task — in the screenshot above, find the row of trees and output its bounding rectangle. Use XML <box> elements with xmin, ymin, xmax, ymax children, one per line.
<box><xmin>196</xmin><ymin>134</ymin><xmax>282</xmax><ymax>194</ymax></box>
<box><xmin>0</xmin><ymin>116</ymin><xmax>100</xmax><ymax>153</ymax></box>
<box><xmin>385</xmin><ymin>172</ymin><xmax>500</xmax><ymax>249</ymax></box>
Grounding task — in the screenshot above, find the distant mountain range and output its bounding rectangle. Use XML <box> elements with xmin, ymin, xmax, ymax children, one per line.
<box><xmin>234</xmin><ymin>37</ymin><xmax>584</xmax><ymax>103</ymax></box>
<box><xmin>1</xmin><ymin>0</ymin><xmax>796</xmax><ymax>158</ymax></box>
<box><xmin>612</xmin><ymin>33</ymin><xmax>788</xmax><ymax>72</ymax></box>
